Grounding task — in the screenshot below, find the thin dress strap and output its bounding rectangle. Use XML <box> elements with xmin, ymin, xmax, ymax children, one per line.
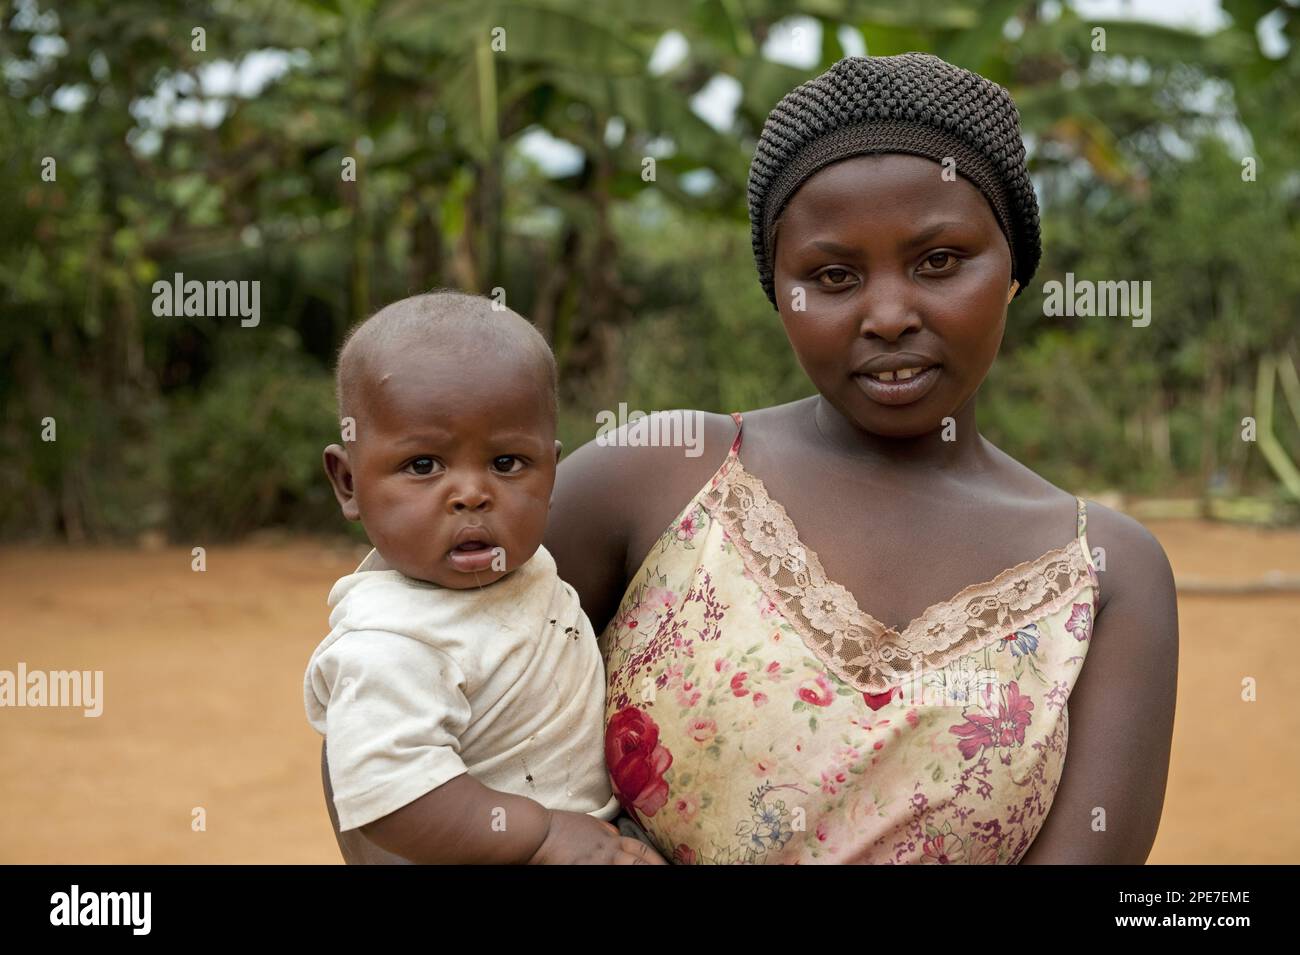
<box><xmin>705</xmin><ymin>412</ymin><xmax>745</xmax><ymax>492</ymax></box>
<box><xmin>1075</xmin><ymin>496</ymin><xmax>1100</xmax><ymax>608</ymax></box>
<box><xmin>728</xmin><ymin>411</ymin><xmax>744</xmax><ymax>458</ymax></box>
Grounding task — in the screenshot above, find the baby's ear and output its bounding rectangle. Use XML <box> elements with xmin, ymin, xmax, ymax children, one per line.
<box><xmin>554</xmin><ymin>439</ymin><xmax>564</xmax><ymax>463</ymax></box>
<box><xmin>323</xmin><ymin>445</ymin><xmax>361</xmax><ymax>521</ymax></box>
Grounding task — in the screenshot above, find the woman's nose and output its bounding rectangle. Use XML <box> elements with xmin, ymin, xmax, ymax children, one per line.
<box><xmin>856</xmin><ymin>272</ymin><xmax>923</xmax><ymax>341</ymax></box>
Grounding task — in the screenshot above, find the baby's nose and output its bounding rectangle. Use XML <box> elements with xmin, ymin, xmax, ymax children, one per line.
<box><xmin>446</xmin><ymin>481</ymin><xmax>491</xmax><ymax>511</ymax></box>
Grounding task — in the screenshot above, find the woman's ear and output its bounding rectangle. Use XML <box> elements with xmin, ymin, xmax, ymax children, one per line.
<box><xmin>323</xmin><ymin>445</ymin><xmax>362</xmax><ymax>521</ymax></box>
<box><xmin>1006</xmin><ymin>279</ymin><xmax>1020</xmax><ymax>304</ymax></box>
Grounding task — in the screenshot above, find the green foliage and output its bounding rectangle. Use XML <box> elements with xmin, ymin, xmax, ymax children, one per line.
<box><xmin>608</xmin><ymin>193</ymin><xmax>809</xmax><ymax>416</ymax></box>
<box><xmin>163</xmin><ymin>352</ymin><xmax>341</xmax><ymax>540</ymax></box>
<box><xmin>3</xmin><ymin>0</ymin><xmax>1300</xmax><ymax>541</ymax></box>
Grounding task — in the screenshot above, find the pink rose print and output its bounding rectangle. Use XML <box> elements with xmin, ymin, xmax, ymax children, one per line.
<box><xmin>673</xmin><ymin>792</ymin><xmax>700</xmax><ymax>822</ymax></box>
<box><xmin>753</xmin><ymin>692</ymin><xmax>769</xmax><ymax>707</ymax></box>
<box><xmin>675</xmin><ymin>510</ymin><xmax>702</xmax><ymax>542</ymax></box>
<box><xmin>948</xmin><ymin>681</ymin><xmax>1035</xmax><ymax>761</ymax></box>
<box><xmin>643</xmin><ymin>586</ymin><xmax>678</xmax><ymax>613</ymax></box>
<box><xmin>605</xmin><ymin>707</ymin><xmax>674</xmax><ymax>818</ymax></box>
<box><xmin>798</xmin><ymin>674</ymin><xmax>835</xmax><ymax>707</ymax></box>
<box><xmin>1065</xmin><ymin>602</ymin><xmax>1093</xmax><ymax>641</ymax></box>
<box><xmin>675</xmin><ymin>680</ymin><xmax>701</xmax><ymax>708</ymax></box>
<box><xmin>673</xmin><ymin>844</ymin><xmax>696</xmax><ymax>865</ymax></box>
<box><xmin>757</xmin><ymin>593</ymin><xmax>781</xmax><ymax>618</ymax></box>
<box><xmin>821</xmin><ymin>768</ymin><xmax>848</xmax><ymax>795</ymax></box>
<box><xmin>686</xmin><ymin>717</ymin><xmax>717</xmax><ymax>744</ymax></box>
<box><xmin>619</xmin><ymin>587</ymin><xmax>674</xmax><ymax>634</ymax></box>
<box><xmin>730</xmin><ymin>672</ymin><xmax>750</xmax><ymax>697</ymax></box>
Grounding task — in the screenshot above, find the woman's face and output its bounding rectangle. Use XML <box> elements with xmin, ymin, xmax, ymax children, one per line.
<box><xmin>771</xmin><ymin>153</ymin><xmax>1015</xmax><ymax>439</ymax></box>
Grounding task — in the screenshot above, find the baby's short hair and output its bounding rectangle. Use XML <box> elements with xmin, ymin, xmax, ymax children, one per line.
<box><xmin>334</xmin><ymin>290</ymin><xmax>558</xmax><ymax>430</ymax></box>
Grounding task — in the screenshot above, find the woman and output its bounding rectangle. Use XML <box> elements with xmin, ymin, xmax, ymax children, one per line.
<box><xmin>545</xmin><ymin>53</ymin><xmax>1178</xmax><ymax>864</ymax></box>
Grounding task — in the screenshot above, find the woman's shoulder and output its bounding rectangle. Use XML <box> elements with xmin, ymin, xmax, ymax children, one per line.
<box><xmin>986</xmin><ymin>443</ymin><xmax>1174</xmax><ymax>616</ymax></box>
<box><xmin>1079</xmin><ymin>498</ymin><xmax>1177</xmax><ymax>616</ymax></box>
<box><xmin>559</xmin><ymin>408</ymin><xmax>741</xmax><ymax>504</ymax></box>
<box><xmin>547</xmin><ymin>409</ymin><xmax>744</xmax><ymax>631</ymax></box>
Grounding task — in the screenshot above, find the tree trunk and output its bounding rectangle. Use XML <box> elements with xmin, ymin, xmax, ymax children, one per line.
<box><xmin>408</xmin><ymin>188</ymin><xmax>444</xmax><ymax>292</ymax></box>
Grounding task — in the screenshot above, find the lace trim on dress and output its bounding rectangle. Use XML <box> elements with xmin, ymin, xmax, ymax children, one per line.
<box><xmin>701</xmin><ymin>459</ymin><xmax>1095</xmax><ymax>695</ymax></box>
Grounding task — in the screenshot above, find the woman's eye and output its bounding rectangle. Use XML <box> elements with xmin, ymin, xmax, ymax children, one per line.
<box><xmin>817</xmin><ymin>268</ymin><xmax>853</xmax><ymax>286</ymax></box>
<box><xmin>921</xmin><ymin>252</ymin><xmax>959</xmax><ymax>272</ymax></box>
<box><xmin>407</xmin><ymin>457</ymin><xmax>436</xmax><ymax>475</ymax></box>
<box><xmin>492</xmin><ymin>455</ymin><xmax>524</xmax><ymax>473</ymax></box>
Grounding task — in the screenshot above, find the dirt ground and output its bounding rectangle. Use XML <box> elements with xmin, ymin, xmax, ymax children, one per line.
<box><xmin>1</xmin><ymin>520</ymin><xmax>1297</xmax><ymax>864</ymax></box>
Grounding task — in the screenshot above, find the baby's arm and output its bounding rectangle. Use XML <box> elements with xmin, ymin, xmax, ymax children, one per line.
<box><xmin>357</xmin><ymin>772</ymin><xmax>664</xmax><ymax>864</ymax></box>
<box><xmin>312</xmin><ymin>631</ymin><xmax>664</xmax><ymax>864</ymax></box>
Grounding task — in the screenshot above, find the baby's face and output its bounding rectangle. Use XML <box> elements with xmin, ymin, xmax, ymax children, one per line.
<box><xmin>341</xmin><ymin>346</ymin><xmax>558</xmax><ymax>589</ymax></box>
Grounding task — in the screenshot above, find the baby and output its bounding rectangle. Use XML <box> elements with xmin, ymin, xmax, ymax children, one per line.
<box><xmin>303</xmin><ymin>290</ymin><xmax>664</xmax><ymax>864</ymax></box>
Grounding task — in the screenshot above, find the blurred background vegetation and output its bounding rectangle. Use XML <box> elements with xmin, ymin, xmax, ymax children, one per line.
<box><xmin>2</xmin><ymin>0</ymin><xmax>1299</xmax><ymax>543</ymax></box>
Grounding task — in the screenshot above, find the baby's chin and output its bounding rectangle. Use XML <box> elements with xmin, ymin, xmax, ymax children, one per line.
<box><xmin>383</xmin><ymin>542</ymin><xmax>542</xmax><ymax>589</ymax></box>
<box><xmin>430</xmin><ymin>564</ymin><xmax>513</xmax><ymax>589</ymax></box>
<box><xmin>388</xmin><ymin>557</ymin><xmax>510</xmax><ymax>589</ymax></box>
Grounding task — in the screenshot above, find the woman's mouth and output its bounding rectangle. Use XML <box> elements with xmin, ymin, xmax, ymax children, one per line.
<box><xmin>853</xmin><ymin>365</ymin><xmax>941</xmax><ymax>406</ymax></box>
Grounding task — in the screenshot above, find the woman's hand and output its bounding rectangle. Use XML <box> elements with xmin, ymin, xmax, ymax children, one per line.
<box><xmin>526</xmin><ymin>810</ymin><xmax>668</xmax><ymax>865</ymax></box>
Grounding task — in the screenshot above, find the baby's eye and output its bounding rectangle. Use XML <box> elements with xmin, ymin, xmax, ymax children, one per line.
<box><xmin>492</xmin><ymin>455</ymin><xmax>525</xmax><ymax>474</ymax></box>
<box><xmin>407</xmin><ymin>457</ymin><xmax>438</xmax><ymax>475</ymax></box>
<box><xmin>920</xmin><ymin>252</ymin><xmax>959</xmax><ymax>272</ymax></box>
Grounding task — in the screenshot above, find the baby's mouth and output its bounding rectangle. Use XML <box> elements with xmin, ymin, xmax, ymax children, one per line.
<box><xmin>451</xmin><ymin>525</ymin><xmax>494</xmax><ymax>549</ymax></box>
<box><xmin>447</xmin><ymin>526</ymin><xmax>501</xmax><ymax>572</ymax></box>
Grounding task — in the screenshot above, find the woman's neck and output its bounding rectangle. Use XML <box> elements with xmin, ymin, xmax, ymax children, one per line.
<box><xmin>810</xmin><ymin>394</ymin><xmax>992</xmax><ymax>474</ymax></box>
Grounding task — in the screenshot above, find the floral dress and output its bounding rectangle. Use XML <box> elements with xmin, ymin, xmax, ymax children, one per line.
<box><xmin>601</xmin><ymin>413</ymin><xmax>1100</xmax><ymax>864</ymax></box>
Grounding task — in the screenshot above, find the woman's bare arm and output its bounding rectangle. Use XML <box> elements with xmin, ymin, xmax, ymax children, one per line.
<box><xmin>1019</xmin><ymin>504</ymin><xmax>1179</xmax><ymax>863</ymax></box>
<box><xmin>546</xmin><ymin>411</ymin><xmax>738</xmax><ymax>635</ymax></box>
<box><xmin>545</xmin><ymin>433</ymin><xmax>638</xmax><ymax>635</ymax></box>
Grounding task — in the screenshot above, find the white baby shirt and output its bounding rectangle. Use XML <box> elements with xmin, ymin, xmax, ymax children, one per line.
<box><xmin>304</xmin><ymin>544</ymin><xmax>620</xmax><ymax>832</ymax></box>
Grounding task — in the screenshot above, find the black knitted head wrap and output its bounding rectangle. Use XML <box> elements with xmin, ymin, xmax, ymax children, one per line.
<box><xmin>748</xmin><ymin>53</ymin><xmax>1041</xmax><ymax>308</ymax></box>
